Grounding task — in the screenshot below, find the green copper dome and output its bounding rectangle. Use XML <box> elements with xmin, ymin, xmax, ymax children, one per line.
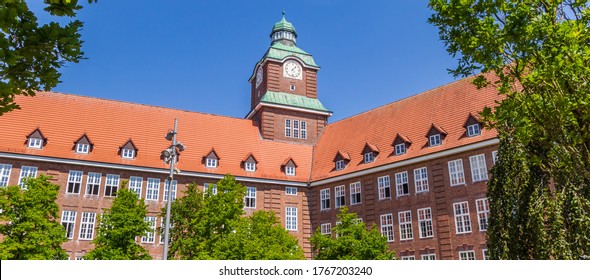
<box><xmin>271</xmin><ymin>13</ymin><xmax>297</xmax><ymax>36</ymax></box>
<box><xmin>270</xmin><ymin>12</ymin><xmax>298</xmax><ymax>45</ymax></box>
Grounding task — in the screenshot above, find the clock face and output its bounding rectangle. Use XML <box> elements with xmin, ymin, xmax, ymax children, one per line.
<box><xmin>255</xmin><ymin>67</ymin><xmax>263</xmax><ymax>87</ymax></box>
<box><xmin>283</xmin><ymin>61</ymin><xmax>302</xmax><ymax>79</ymax></box>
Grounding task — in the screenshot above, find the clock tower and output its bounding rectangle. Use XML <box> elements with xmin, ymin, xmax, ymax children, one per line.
<box><xmin>246</xmin><ymin>13</ymin><xmax>331</xmax><ymax>144</ymax></box>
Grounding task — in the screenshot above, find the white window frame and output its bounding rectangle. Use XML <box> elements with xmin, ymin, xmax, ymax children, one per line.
<box><xmin>245</xmin><ymin>162</ymin><xmax>256</xmax><ymax>172</ymax></box>
<box><xmin>0</xmin><ymin>164</ymin><xmax>12</xmax><ymax>187</ymax></box>
<box><xmin>394</xmin><ymin>143</ymin><xmax>406</xmax><ymax>155</ymax></box>
<box><xmin>61</xmin><ymin>210</ymin><xmax>77</xmax><ymax>239</ymax></box>
<box><xmin>28</xmin><ymin>138</ymin><xmax>43</xmax><ymax>149</ymax></box>
<box><xmin>476</xmin><ymin>198</ymin><xmax>490</xmax><ymax>231</ymax></box>
<box><xmin>364</xmin><ymin>152</ymin><xmax>374</xmax><ymax>163</ymax></box>
<box><xmin>146</xmin><ymin>178</ymin><xmax>160</xmax><ymax>201</ymax></box>
<box><xmin>482</xmin><ymin>249</ymin><xmax>489</xmax><ymax>260</ymax></box>
<box><xmin>418</xmin><ymin>207</ymin><xmax>434</xmax><ymax>238</ymax></box>
<box><xmin>320</xmin><ymin>223</ymin><xmax>331</xmax><ymax>235</ymax></box>
<box><xmin>395</xmin><ymin>171</ymin><xmax>409</xmax><ymax>197</ymax></box>
<box><xmin>380</xmin><ymin>213</ymin><xmax>395</xmax><ymax>242</ymax></box>
<box><xmin>459</xmin><ymin>250</ymin><xmax>476</xmax><ymax>260</ymax></box>
<box><xmin>104</xmin><ymin>174</ymin><xmax>120</xmax><ymax>197</ymax></box>
<box><xmin>335</xmin><ymin>160</ymin><xmax>345</xmax><ymax>171</ymax></box>
<box><xmin>78</xmin><ymin>212</ymin><xmax>96</xmax><ymax>240</ymax></box>
<box><xmin>378</xmin><ymin>175</ymin><xmax>391</xmax><ymax>200</ymax></box>
<box><xmin>467</xmin><ymin>124</ymin><xmax>481</xmax><ymax>137</ymax></box>
<box><xmin>129</xmin><ymin>176</ymin><xmax>143</xmax><ymax>198</ymax></box>
<box><xmin>293</xmin><ymin>120</ymin><xmax>299</xmax><ymax>138</ymax></box>
<box><xmin>76</xmin><ymin>143</ymin><xmax>90</xmax><ymax>154</ymax></box>
<box><xmin>141</xmin><ymin>217</ymin><xmax>156</xmax><ymax>244</ymax></box>
<box><xmin>205</xmin><ymin>158</ymin><xmax>218</xmax><ymax>168</ymax></box>
<box><xmin>85</xmin><ymin>172</ymin><xmax>101</xmax><ymax>196</ymax></box>
<box><xmin>453</xmin><ymin>201</ymin><xmax>472</xmax><ymax>234</ymax></box>
<box><xmin>122</xmin><ymin>148</ymin><xmax>135</xmax><ymax>159</ymax></box>
<box><xmin>335</xmin><ymin>185</ymin><xmax>345</xmax><ymax>208</ymax></box>
<box><xmin>244</xmin><ymin>186</ymin><xmax>256</xmax><ymax>208</ymax></box>
<box><xmin>448</xmin><ymin>159</ymin><xmax>466</xmax><ymax>186</ymax></box>
<box><xmin>429</xmin><ymin>134</ymin><xmax>441</xmax><ymax>147</ymax></box>
<box><xmin>163</xmin><ymin>180</ymin><xmax>177</xmax><ymax>202</ymax></box>
<box><xmin>320</xmin><ymin>188</ymin><xmax>330</xmax><ymax>210</ymax></box>
<box><xmin>285</xmin><ymin>119</ymin><xmax>292</xmax><ymax>138</ymax></box>
<box><xmin>421</xmin><ymin>254</ymin><xmax>436</xmax><ymax>260</ymax></box>
<box><xmin>285</xmin><ymin>186</ymin><xmax>297</xmax><ymax>195</ymax></box>
<box><xmin>492</xmin><ymin>150</ymin><xmax>498</xmax><ymax>164</ymax></box>
<box><xmin>285</xmin><ymin>165</ymin><xmax>295</xmax><ymax>176</ymax></box>
<box><xmin>350</xmin><ymin>182</ymin><xmax>362</xmax><ymax>205</ymax></box>
<box><xmin>204</xmin><ymin>183</ymin><xmax>217</xmax><ymax>195</ymax></box>
<box><xmin>300</xmin><ymin>121</ymin><xmax>307</xmax><ymax>139</ymax></box>
<box><xmin>66</xmin><ymin>170</ymin><xmax>83</xmax><ymax>194</ymax></box>
<box><xmin>414</xmin><ymin>167</ymin><xmax>429</xmax><ymax>193</ymax></box>
<box><xmin>398</xmin><ymin>211</ymin><xmax>413</xmax><ymax>240</ymax></box>
<box><xmin>469</xmin><ymin>154</ymin><xmax>488</xmax><ymax>182</ymax></box>
<box><xmin>401</xmin><ymin>255</ymin><xmax>416</xmax><ymax>260</ymax></box>
<box><xmin>18</xmin><ymin>166</ymin><xmax>37</xmax><ymax>189</ymax></box>
<box><xmin>285</xmin><ymin>206</ymin><xmax>297</xmax><ymax>231</ymax></box>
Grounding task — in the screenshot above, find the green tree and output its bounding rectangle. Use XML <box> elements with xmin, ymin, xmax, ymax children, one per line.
<box><xmin>0</xmin><ymin>0</ymin><xmax>95</xmax><ymax>115</ymax></box>
<box><xmin>84</xmin><ymin>183</ymin><xmax>152</xmax><ymax>260</ymax></box>
<box><xmin>429</xmin><ymin>0</ymin><xmax>590</xmax><ymax>259</ymax></box>
<box><xmin>310</xmin><ymin>207</ymin><xmax>394</xmax><ymax>260</ymax></box>
<box><xmin>0</xmin><ymin>175</ymin><xmax>68</xmax><ymax>260</ymax></box>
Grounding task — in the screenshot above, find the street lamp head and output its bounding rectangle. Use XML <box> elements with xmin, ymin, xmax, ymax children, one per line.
<box><xmin>165</xmin><ymin>130</ymin><xmax>175</xmax><ymax>141</ymax></box>
<box><xmin>176</xmin><ymin>142</ymin><xmax>186</xmax><ymax>152</ymax></box>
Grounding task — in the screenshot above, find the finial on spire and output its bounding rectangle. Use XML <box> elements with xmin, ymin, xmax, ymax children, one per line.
<box><xmin>282</xmin><ymin>10</ymin><xmax>285</xmax><ymax>18</ymax></box>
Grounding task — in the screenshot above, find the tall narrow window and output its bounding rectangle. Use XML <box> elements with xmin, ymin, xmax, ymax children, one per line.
<box><xmin>378</xmin><ymin>176</ymin><xmax>391</xmax><ymax>200</ymax></box>
<box><xmin>395</xmin><ymin>171</ymin><xmax>409</xmax><ymax>197</ymax></box>
<box><xmin>448</xmin><ymin>159</ymin><xmax>466</xmax><ymax>186</ymax></box>
<box><xmin>476</xmin><ymin>198</ymin><xmax>490</xmax><ymax>231</ymax></box>
<box><xmin>320</xmin><ymin>188</ymin><xmax>330</xmax><ymax>210</ymax></box>
<box><xmin>414</xmin><ymin>167</ymin><xmax>429</xmax><ymax>193</ymax></box>
<box><xmin>129</xmin><ymin>176</ymin><xmax>143</xmax><ymax>198</ymax></box>
<box><xmin>285</xmin><ymin>119</ymin><xmax>292</xmax><ymax>137</ymax></box>
<box><xmin>301</xmin><ymin>121</ymin><xmax>307</xmax><ymax>139</ymax></box>
<box><xmin>85</xmin><ymin>172</ymin><xmax>101</xmax><ymax>196</ymax></box>
<box><xmin>459</xmin><ymin>250</ymin><xmax>476</xmax><ymax>260</ymax></box>
<box><xmin>418</xmin><ymin>207</ymin><xmax>434</xmax><ymax>238</ymax></box>
<box><xmin>469</xmin><ymin>154</ymin><xmax>488</xmax><ymax>182</ymax></box>
<box><xmin>335</xmin><ymin>185</ymin><xmax>345</xmax><ymax>208</ymax></box>
<box><xmin>61</xmin><ymin>210</ymin><xmax>77</xmax><ymax>239</ymax></box>
<box><xmin>18</xmin><ymin>166</ymin><xmax>37</xmax><ymax>189</ymax></box>
<box><xmin>163</xmin><ymin>180</ymin><xmax>177</xmax><ymax>202</ymax></box>
<box><xmin>321</xmin><ymin>223</ymin><xmax>331</xmax><ymax>235</ymax></box>
<box><xmin>350</xmin><ymin>182</ymin><xmax>362</xmax><ymax>205</ymax></box>
<box><xmin>492</xmin><ymin>150</ymin><xmax>498</xmax><ymax>164</ymax></box>
<box><xmin>66</xmin><ymin>170</ymin><xmax>83</xmax><ymax>194</ymax></box>
<box><xmin>453</xmin><ymin>201</ymin><xmax>472</xmax><ymax>234</ymax></box>
<box><xmin>104</xmin><ymin>174</ymin><xmax>120</xmax><ymax>197</ymax></box>
<box><xmin>146</xmin><ymin>178</ymin><xmax>160</xmax><ymax>201</ymax></box>
<box><xmin>286</xmin><ymin>207</ymin><xmax>297</xmax><ymax>231</ymax></box>
<box><xmin>293</xmin><ymin>120</ymin><xmax>299</xmax><ymax>138</ymax></box>
<box><xmin>141</xmin><ymin>217</ymin><xmax>156</xmax><ymax>244</ymax></box>
<box><xmin>0</xmin><ymin>164</ymin><xmax>12</xmax><ymax>187</ymax></box>
<box><xmin>380</xmin><ymin>213</ymin><xmax>395</xmax><ymax>242</ymax></box>
<box><xmin>398</xmin><ymin>211</ymin><xmax>413</xmax><ymax>240</ymax></box>
<box><xmin>78</xmin><ymin>212</ymin><xmax>96</xmax><ymax>240</ymax></box>
<box><xmin>244</xmin><ymin>187</ymin><xmax>256</xmax><ymax>208</ymax></box>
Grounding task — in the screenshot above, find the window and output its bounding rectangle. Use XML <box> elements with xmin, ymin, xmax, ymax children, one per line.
<box><xmin>66</xmin><ymin>170</ymin><xmax>83</xmax><ymax>194</ymax></box>
<box><xmin>482</xmin><ymin>249</ymin><xmax>489</xmax><ymax>260</ymax></box>
<box><xmin>469</xmin><ymin>154</ymin><xmax>488</xmax><ymax>182</ymax></box>
<box><xmin>350</xmin><ymin>182</ymin><xmax>362</xmax><ymax>205</ymax></box>
<box><xmin>244</xmin><ymin>187</ymin><xmax>256</xmax><ymax>208</ymax></box>
<box><xmin>122</xmin><ymin>148</ymin><xmax>135</xmax><ymax>159</ymax></box>
<box><xmin>448</xmin><ymin>159</ymin><xmax>465</xmax><ymax>186</ymax></box>
<box><xmin>395</xmin><ymin>143</ymin><xmax>406</xmax><ymax>155</ymax></box>
<box><xmin>206</xmin><ymin>158</ymin><xmax>217</xmax><ymax>168</ymax></box>
<box><xmin>421</xmin><ymin>254</ymin><xmax>436</xmax><ymax>260</ymax></box>
<box><xmin>163</xmin><ymin>180</ymin><xmax>177</xmax><ymax>202</ymax></box>
<box><xmin>85</xmin><ymin>172</ymin><xmax>101</xmax><ymax>196</ymax></box>
<box><xmin>395</xmin><ymin>171</ymin><xmax>409</xmax><ymax>197</ymax></box>
<box><xmin>418</xmin><ymin>207</ymin><xmax>434</xmax><ymax>238</ymax></box>
<box><xmin>290</xmin><ymin>84</ymin><xmax>296</xmax><ymax>91</ymax></box>
<box><xmin>78</xmin><ymin>212</ymin><xmax>96</xmax><ymax>240</ymax></box>
<box><xmin>28</xmin><ymin>138</ymin><xmax>43</xmax><ymax>148</ymax></box>
<box><xmin>335</xmin><ymin>160</ymin><xmax>345</xmax><ymax>171</ymax></box>
<box><xmin>146</xmin><ymin>178</ymin><xmax>160</xmax><ymax>201</ymax></box>
<box><xmin>129</xmin><ymin>176</ymin><xmax>143</xmax><ymax>198</ymax></box>
<box><xmin>204</xmin><ymin>183</ymin><xmax>217</xmax><ymax>195</ymax></box>
<box><xmin>0</xmin><ymin>164</ymin><xmax>11</xmax><ymax>187</ymax></box>
<box><xmin>301</xmin><ymin>121</ymin><xmax>307</xmax><ymax>139</ymax></box>
<box><xmin>364</xmin><ymin>152</ymin><xmax>374</xmax><ymax>163</ymax></box>
<box><xmin>141</xmin><ymin>217</ymin><xmax>156</xmax><ymax>243</ymax></box>
<box><xmin>398</xmin><ymin>211</ymin><xmax>413</xmax><ymax>240</ymax></box>
<box><xmin>476</xmin><ymin>198</ymin><xmax>490</xmax><ymax>231</ymax></box>
<box><xmin>453</xmin><ymin>201</ymin><xmax>472</xmax><ymax>234</ymax></box>
<box><xmin>285</xmin><ymin>119</ymin><xmax>306</xmax><ymax>139</ymax></box>
<box><xmin>492</xmin><ymin>150</ymin><xmax>498</xmax><ymax>164</ymax></box>
<box><xmin>429</xmin><ymin>134</ymin><xmax>441</xmax><ymax>147</ymax></box>
<box><xmin>61</xmin><ymin>210</ymin><xmax>77</xmax><ymax>239</ymax></box>
<box><xmin>380</xmin><ymin>213</ymin><xmax>395</xmax><ymax>242</ymax></box>
<box><xmin>285</xmin><ymin>119</ymin><xmax>292</xmax><ymax>137</ymax></box>
<box><xmin>285</xmin><ymin>187</ymin><xmax>297</xmax><ymax>195</ymax></box>
<box><xmin>378</xmin><ymin>176</ymin><xmax>391</xmax><ymax>200</ymax></box>
<box><xmin>293</xmin><ymin>120</ymin><xmax>299</xmax><ymax>138</ymax></box>
<box><xmin>104</xmin><ymin>174</ymin><xmax>120</xmax><ymax>197</ymax></box>
<box><xmin>320</xmin><ymin>223</ymin><xmax>331</xmax><ymax>235</ymax></box>
<box><xmin>320</xmin><ymin>188</ymin><xmax>330</xmax><ymax>210</ymax></box>
<box><xmin>285</xmin><ymin>207</ymin><xmax>297</xmax><ymax>231</ymax></box>
<box><xmin>76</xmin><ymin>143</ymin><xmax>90</xmax><ymax>154</ymax></box>
<box><xmin>285</xmin><ymin>165</ymin><xmax>295</xmax><ymax>176</ymax></box>
<box><xmin>401</xmin><ymin>255</ymin><xmax>416</xmax><ymax>260</ymax></box>
<box><xmin>459</xmin><ymin>250</ymin><xmax>476</xmax><ymax>260</ymax></box>
<box><xmin>18</xmin><ymin>166</ymin><xmax>37</xmax><ymax>189</ymax></box>
<box><xmin>467</xmin><ymin>124</ymin><xmax>481</xmax><ymax>137</ymax></box>
<box><xmin>335</xmin><ymin>185</ymin><xmax>345</xmax><ymax>208</ymax></box>
<box><xmin>245</xmin><ymin>162</ymin><xmax>256</xmax><ymax>172</ymax></box>
<box><xmin>414</xmin><ymin>167</ymin><xmax>429</xmax><ymax>193</ymax></box>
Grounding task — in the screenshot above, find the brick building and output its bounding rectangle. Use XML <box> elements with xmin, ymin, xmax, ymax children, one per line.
<box><xmin>0</xmin><ymin>15</ymin><xmax>498</xmax><ymax>260</ymax></box>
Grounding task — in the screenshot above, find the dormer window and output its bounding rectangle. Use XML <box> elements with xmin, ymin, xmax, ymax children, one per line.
<box><xmin>335</xmin><ymin>160</ymin><xmax>345</xmax><ymax>171</ymax></box>
<box><xmin>204</xmin><ymin>149</ymin><xmax>219</xmax><ymax>168</ymax></box>
<box><xmin>286</xmin><ymin>166</ymin><xmax>296</xmax><ymax>176</ymax></box>
<box><xmin>333</xmin><ymin>150</ymin><xmax>350</xmax><ymax>172</ymax></box>
<box><xmin>122</xmin><ymin>149</ymin><xmax>135</xmax><ymax>159</ymax></box>
<box><xmin>26</xmin><ymin>129</ymin><xmax>46</xmax><ymax>149</ymax></box>
<box><xmin>74</xmin><ymin>134</ymin><xmax>93</xmax><ymax>154</ymax></box>
<box><xmin>245</xmin><ymin>162</ymin><xmax>256</xmax><ymax>172</ymax></box>
<box><xmin>426</xmin><ymin>124</ymin><xmax>447</xmax><ymax>147</ymax></box>
<box><xmin>120</xmin><ymin>140</ymin><xmax>138</xmax><ymax>160</ymax></box>
<box><xmin>467</xmin><ymin>124</ymin><xmax>480</xmax><ymax>137</ymax></box>
<box><xmin>282</xmin><ymin>158</ymin><xmax>297</xmax><ymax>176</ymax></box>
<box><xmin>364</xmin><ymin>152</ymin><xmax>375</xmax><ymax>163</ymax></box>
<box><xmin>392</xmin><ymin>133</ymin><xmax>411</xmax><ymax>156</ymax></box>
<box><xmin>464</xmin><ymin>113</ymin><xmax>483</xmax><ymax>138</ymax></box>
<box><xmin>242</xmin><ymin>153</ymin><xmax>258</xmax><ymax>172</ymax></box>
<box><xmin>429</xmin><ymin>134</ymin><xmax>441</xmax><ymax>147</ymax></box>
<box><xmin>28</xmin><ymin>138</ymin><xmax>43</xmax><ymax>149</ymax></box>
<box><xmin>362</xmin><ymin>143</ymin><xmax>379</xmax><ymax>164</ymax></box>
<box><xmin>394</xmin><ymin>144</ymin><xmax>406</xmax><ymax>155</ymax></box>
<box><xmin>206</xmin><ymin>158</ymin><xmax>217</xmax><ymax>168</ymax></box>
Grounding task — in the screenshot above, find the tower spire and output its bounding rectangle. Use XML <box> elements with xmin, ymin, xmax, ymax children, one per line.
<box><xmin>270</xmin><ymin>12</ymin><xmax>297</xmax><ymax>46</ymax></box>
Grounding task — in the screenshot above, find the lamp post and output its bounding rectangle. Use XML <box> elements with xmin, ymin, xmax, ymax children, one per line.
<box><xmin>161</xmin><ymin>118</ymin><xmax>184</xmax><ymax>260</ymax></box>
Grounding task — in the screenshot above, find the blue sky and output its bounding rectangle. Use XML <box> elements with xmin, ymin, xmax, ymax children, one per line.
<box><xmin>29</xmin><ymin>0</ymin><xmax>458</xmax><ymax>122</ymax></box>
